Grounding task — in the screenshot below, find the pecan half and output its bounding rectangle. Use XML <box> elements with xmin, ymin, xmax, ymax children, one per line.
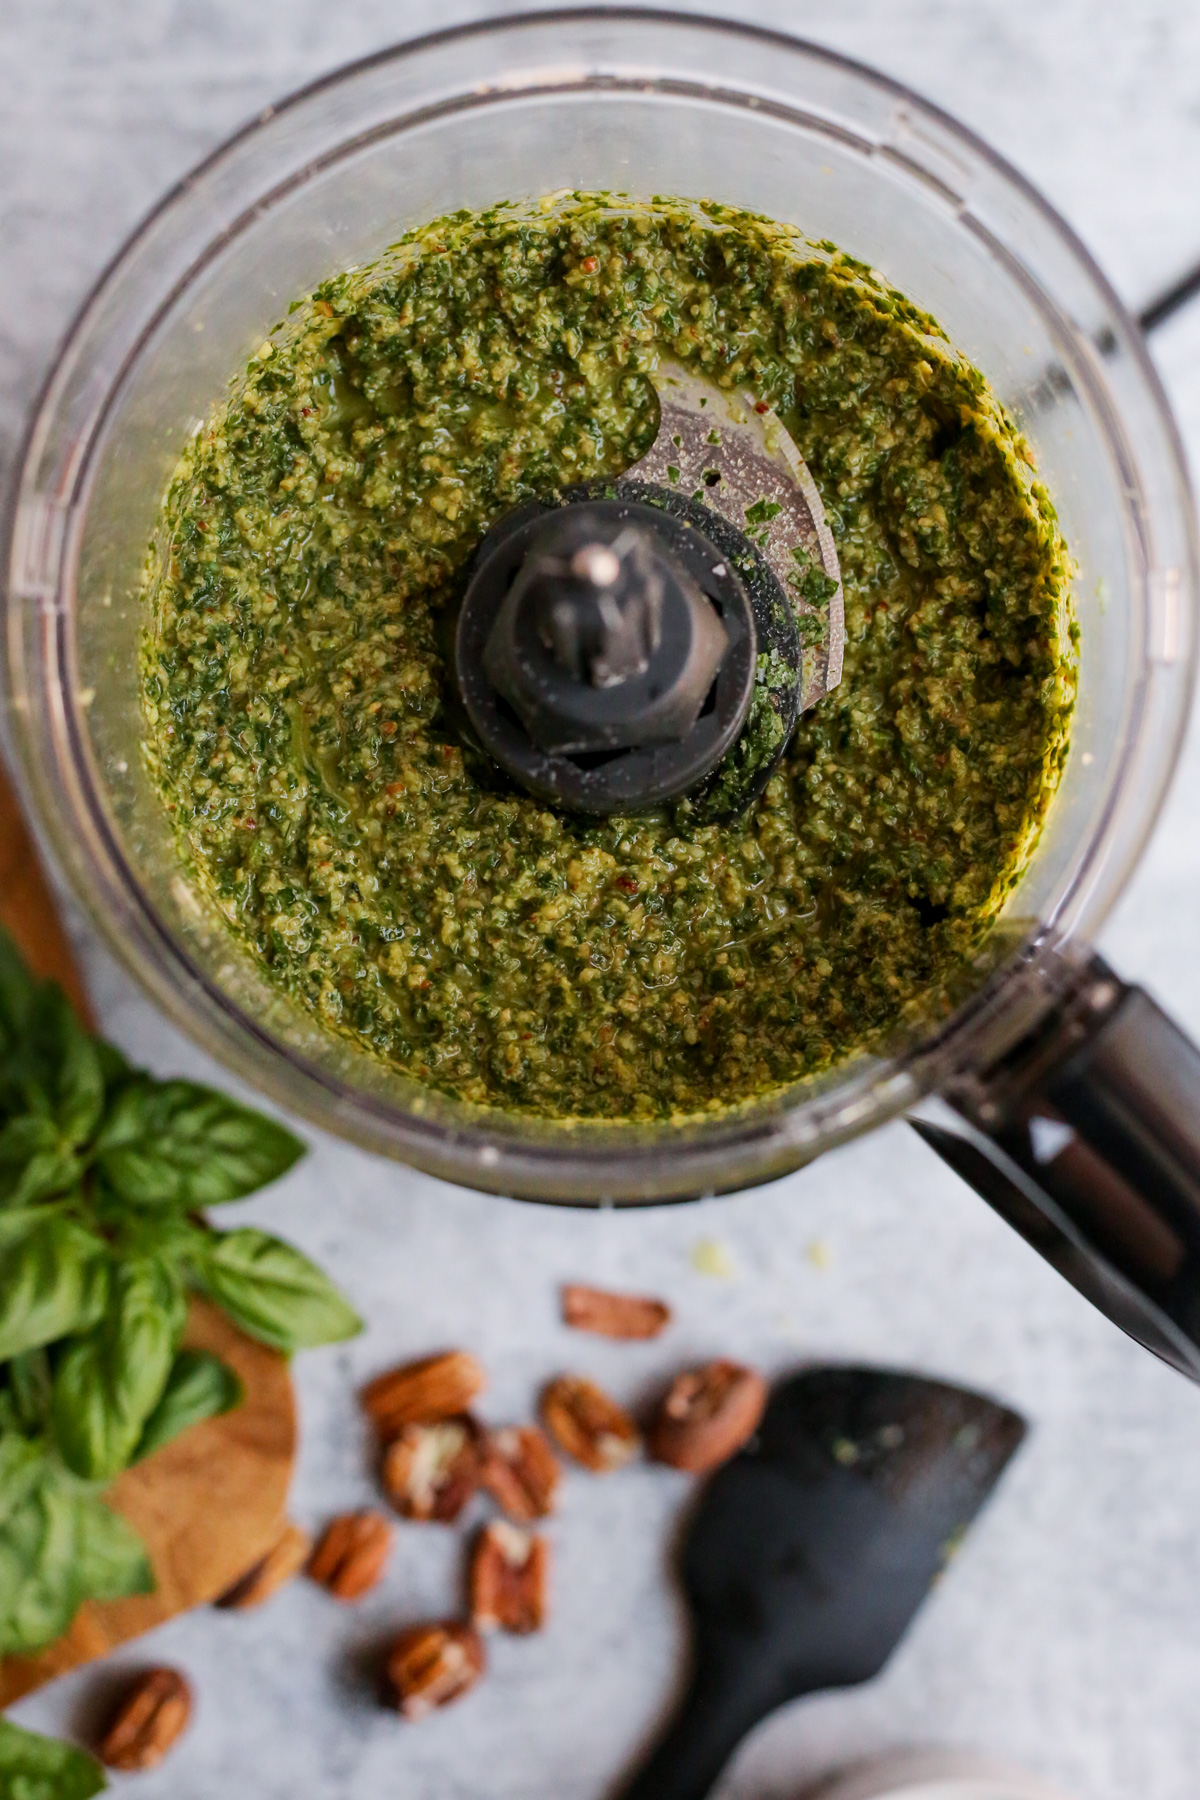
<box><xmin>469</xmin><ymin>1521</ymin><xmax>550</xmax><ymax>1635</ymax></box>
<box><xmin>215</xmin><ymin>1519</ymin><xmax>312</xmax><ymax>1609</ymax></box>
<box><xmin>308</xmin><ymin>1510</ymin><xmax>393</xmax><ymax>1600</ymax></box>
<box><xmin>479</xmin><ymin>1424</ymin><xmax>561</xmax><ymax>1522</ymax></box>
<box><xmin>98</xmin><ymin>1668</ymin><xmax>192</xmax><ymax>1771</ymax></box>
<box><xmin>381</xmin><ymin>1416</ymin><xmax>481</xmax><ymax>1521</ymax></box>
<box><xmin>362</xmin><ymin>1350</ymin><xmax>485</xmax><ymax>1437</ymax></box>
<box><xmin>561</xmin><ymin>1283</ymin><xmax>671</xmax><ymax>1340</ymax></box>
<box><xmin>540</xmin><ymin>1375</ymin><xmax>641</xmax><ymax>1473</ymax></box>
<box><xmin>649</xmin><ymin>1360</ymin><xmax>767</xmax><ymax>1473</ymax></box>
<box><xmin>385</xmin><ymin>1622</ymin><xmax>486</xmax><ymax>1719</ymax></box>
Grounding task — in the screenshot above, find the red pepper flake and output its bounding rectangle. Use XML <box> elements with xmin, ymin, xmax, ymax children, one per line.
<box><xmin>754</xmin><ymin>400</ymin><xmax>770</xmax><ymax>414</ymax></box>
<box><xmin>616</xmin><ymin>875</ymin><xmax>638</xmax><ymax>894</ymax></box>
<box><xmin>385</xmin><ymin>781</ymin><xmax>406</xmax><ymax>796</ymax></box>
<box><xmin>580</xmin><ymin>255</ymin><xmax>598</xmax><ymax>274</ymax></box>
<box><xmin>240</xmin><ymin>817</ymin><xmax>257</xmax><ymax>831</ymax></box>
<box><xmin>380</xmin><ymin>721</ymin><xmax>397</xmax><ymax>738</ymax></box>
<box><xmin>300</xmin><ymin>406</ymin><xmax>314</xmax><ymax>417</ymax></box>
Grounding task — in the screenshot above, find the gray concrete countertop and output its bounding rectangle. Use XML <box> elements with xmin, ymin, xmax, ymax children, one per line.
<box><xmin>5</xmin><ymin>4</ymin><xmax>1200</xmax><ymax>1796</ymax></box>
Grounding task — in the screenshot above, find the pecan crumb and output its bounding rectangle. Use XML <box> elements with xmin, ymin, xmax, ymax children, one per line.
<box><xmin>362</xmin><ymin>1350</ymin><xmax>485</xmax><ymax>1437</ymax></box>
<box><xmin>382</xmin><ymin>1416</ymin><xmax>480</xmax><ymax>1521</ymax></box>
<box><xmin>215</xmin><ymin>1519</ymin><xmax>312</xmax><ymax>1609</ymax></box>
<box><xmin>561</xmin><ymin>1283</ymin><xmax>672</xmax><ymax>1340</ymax></box>
<box><xmin>98</xmin><ymin>1668</ymin><xmax>192</xmax><ymax>1771</ymax></box>
<box><xmin>649</xmin><ymin>1360</ymin><xmax>767</xmax><ymax>1472</ymax></box>
<box><xmin>469</xmin><ymin>1521</ymin><xmax>550</xmax><ymax>1635</ymax></box>
<box><xmin>385</xmin><ymin>1622</ymin><xmax>486</xmax><ymax>1719</ymax></box>
<box><xmin>540</xmin><ymin>1375</ymin><xmax>641</xmax><ymax>1473</ymax></box>
<box><xmin>308</xmin><ymin>1510</ymin><xmax>393</xmax><ymax>1600</ymax></box>
<box><xmin>479</xmin><ymin>1424</ymin><xmax>561</xmax><ymax>1521</ymax></box>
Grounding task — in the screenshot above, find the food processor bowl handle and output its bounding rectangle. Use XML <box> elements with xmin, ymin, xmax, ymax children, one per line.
<box><xmin>914</xmin><ymin>957</ymin><xmax>1200</xmax><ymax>1381</ymax></box>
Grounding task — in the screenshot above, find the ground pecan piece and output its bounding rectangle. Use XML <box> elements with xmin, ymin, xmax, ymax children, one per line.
<box><xmin>649</xmin><ymin>1360</ymin><xmax>767</xmax><ymax>1473</ymax></box>
<box><xmin>382</xmin><ymin>1416</ymin><xmax>481</xmax><ymax>1521</ymax></box>
<box><xmin>540</xmin><ymin>1375</ymin><xmax>641</xmax><ymax>1472</ymax></box>
<box><xmin>308</xmin><ymin>1510</ymin><xmax>393</xmax><ymax>1600</ymax></box>
<box><xmin>469</xmin><ymin>1521</ymin><xmax>550</xmax><ymax>1634</ymax></box>
<box><xmin>385</xmin><ymin>1622</ymin><xmax>486</xmax><ymax>1719</ymax></box>
<box><xmin>98</xmin><ymin>1668</ymin><xmax>192</xmax><ymax>1771</ymax></box>
<box><xmin>561</xmin><ymin>1283</ymin><xmax>671</xmax><ymax>1340</ymax></box>
<box><xmin>362</xmin><ymin>1350</ymin><xmax>485</xmax><ymax>1436</ymax></box>
<box><xmin>215</xmin><ymin>1519</ymin><xmax>312</xmax><ymax>1609</ymax></box>
<box><xmin>479</xmin><ymin>1424</ymin><xmax>561</xmax><ymax>1521</ymax></box>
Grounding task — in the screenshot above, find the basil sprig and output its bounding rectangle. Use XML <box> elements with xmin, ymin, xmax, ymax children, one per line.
<box><xmin>0</xmin><ymin>927</ymin><xmax>362</xmax><ymax>1670</ymax></box>
<box><xmin>0</xmin><ymin>1716</ymin><xmax>106</xmax><ymax>1799</ymax></box>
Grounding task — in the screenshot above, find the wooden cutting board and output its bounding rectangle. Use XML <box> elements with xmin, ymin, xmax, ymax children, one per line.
<box><xmin>0</xmin><ymin>758</ymin><xmax>298</xmax><ymax>1704</ymax></box>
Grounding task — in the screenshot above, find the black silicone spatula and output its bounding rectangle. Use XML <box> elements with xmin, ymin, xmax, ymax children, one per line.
<box><xmin>620</xmin><ymin>1366</ymin><xmax>1026</xmax><ymax>1800</ymax></box>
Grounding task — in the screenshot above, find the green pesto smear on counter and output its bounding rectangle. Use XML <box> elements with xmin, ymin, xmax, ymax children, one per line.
<box><xmin>141</xmin><ymin>196</ymin><xmax>1074</xmax><ymax>1122</ymax></box>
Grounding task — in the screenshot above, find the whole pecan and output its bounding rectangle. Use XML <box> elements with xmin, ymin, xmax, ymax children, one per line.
<box><xmin>479</xmin><ymin>1424</ymin><xmax>561</xmax><ymax>1522</ymax></box>
<box><xmin>385</xmin><ymin>1622</ymin><xmax>486</xmax><ymax>1719</ymax></box>
<box><xmin>215</xmin><ymin>1519</ymin><xmax>312</xmax><ymax>1609</ymax></box>
<box><xmin>649</xmin><ymin>1360</ymin><xmax>767</xmax><ymax>1473</ymax></box>
<box><xmin>540</xmin><ymin>1375</ymin><xmax>641</xmax><ymax>1473</ymax></box>
<box><xmin>381</xmin><ymin>1416</ymin><xmax>480</xmax><ymax>1522</ymax></box>
<box><xmin>98</xmin><ymin>1667</ymin><xmax>192</xmax><ymax>1771</ymax></box>
<box><xmin>469</xmin><ymin>1522</ymin><xmax>550</xmax><ymax>1635</ymax></box>
<box><xmin>308</xmin><ymin>1510</ymin><xmax>393</xmax><ymax>1600</ymax></box>
<box><xmin>561</xmin><ymin>1283</ymin><xmax>671</xmax><ymax>1340</ymax></box>
<box><xmin>362</xmin><ymin>1350</ymin><xmax>486</xmax><ymax>1437</ymax></box>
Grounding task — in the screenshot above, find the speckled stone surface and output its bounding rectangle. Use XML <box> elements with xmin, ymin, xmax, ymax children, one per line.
<box><xmin>5</xmin><ymin>4</ymin><xmax>1200</xmax><ymax>1796</ymax></box>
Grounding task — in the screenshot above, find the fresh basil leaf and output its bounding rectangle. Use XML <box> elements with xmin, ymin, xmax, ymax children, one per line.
<box><xmin>7</xmin><ymin>1349</ymin><xmax>53</xmax><ymax>1435</ymax></box>
<box><xmin>0</xmin><ymin>927</ymin><xmax>39</xmax><ymax>1052</ymax></box>
<box><xmin>0</xmin><ymin>1209</ymin><xmax>57</xmax><ymax>1251</ymax></box>
<box><xmin>0</xmin><ymin>1472</ymin><xmax>83</xmax><ymax>1656</ymax></box>
<box><xmin>95</xmin><ymin>1079</ymin><xmax>305</xmax><ymax>1209</ymax></box>
<box><xmin>0</xmin><ymin>1115</ymin><xmax>83</xmax><ymax>1209</ymax></box>
<box><xmin>51</xmin><ymin>1258</ymin><xmax>183</xmax><ymax>1482</ymax></box>
<box><xmin>0</xmin><ymin>1431</ymin><xmax>47</xmax><ymax>1530</ymax></box>
<box><xmin>72</xmin><ymin>1491</ymin><xmax>154</xmax><ymax>1602</ymax></box>
<box><xmin>0</xmin><ymin>1462</ymin><xmax>150</xmax><ymax>1660</ymax></box>
<box><xmin>192</xmin><ymin>1227</ymin><xmax>362</xmax><ymax>1351</ymax></box>
<box><xmin>10</xmin><ymin>987</ymin><xmax>106</xmax><ymax>1148</ymax></box>
<box><xmin>95</xmin><ymin>1038</ymin><xmax>131</xmax><ymax>1091</ymax></box>
<box><xmin>0</xmin><ymin>1717</ymin><xmax>107</xmax><ymax>1800</ymax></box>
<box><xmin>0</xmin><ymin>1219</ymin><xmax>109</xmax><ymax>1361</ymax></box>
<box><xmin>132</xmin><ymin>1349</ymin><xmax>243</xmax><ymax>1463</ymax></box>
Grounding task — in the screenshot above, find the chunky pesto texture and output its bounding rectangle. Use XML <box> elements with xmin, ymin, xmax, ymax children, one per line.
<box><xmin>141</xmin><ymin>197</ymin><xmax>1074</xmax><ymax>1121</ymax></box>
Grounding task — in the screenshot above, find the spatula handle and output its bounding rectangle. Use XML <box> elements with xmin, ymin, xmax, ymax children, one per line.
<box><xmin>619</xmin><ymin>1639</ymin><xmax>785</xmax><ymax>1800</ymax></box>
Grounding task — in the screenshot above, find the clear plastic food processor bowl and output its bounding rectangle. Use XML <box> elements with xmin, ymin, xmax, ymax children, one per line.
<box><xmin>4</xmin><ymin>11</ymin><xmax>1196</xmax><ymax>1201</ymax></box>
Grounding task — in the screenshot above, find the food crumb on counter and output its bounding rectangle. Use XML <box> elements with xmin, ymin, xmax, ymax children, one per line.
<box><xmin>690</xmin><ymin>1237</ymin><xmax>737</xmax><ymax>1280</ymax></box>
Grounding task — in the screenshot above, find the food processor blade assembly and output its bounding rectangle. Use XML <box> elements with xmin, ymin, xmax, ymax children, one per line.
<box><xmin>451</xmin><ymin>364</ymin><xmax>844</xmax><ymax>822</ymax></box>
<box><xmin>629</xmin><ymin>361</ymin><xmax>845</xmax><ymax>713</ymax></box>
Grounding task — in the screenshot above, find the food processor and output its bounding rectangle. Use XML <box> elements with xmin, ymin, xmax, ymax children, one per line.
<box><xmin>7</xmin><ymin>12</ymin><xmax>1200</xmax><ymax>1381</ymax></box>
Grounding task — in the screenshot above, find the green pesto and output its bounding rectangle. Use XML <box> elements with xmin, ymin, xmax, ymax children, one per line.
<box><xmin>140</xmin><ymin>196</ymin><xmax>1074</xmax><ymax>1122</ymax></box>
